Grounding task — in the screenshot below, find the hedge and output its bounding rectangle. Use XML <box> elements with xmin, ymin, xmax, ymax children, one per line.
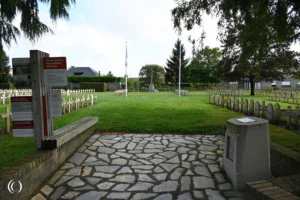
<box><xmin>80</xmin><ymin>82</ymin><xmax>107</xmax><ymax>92</ymax></box>
<box><xmin>0</xmin><ymin>83</ymin><xmax>15</xmax><ymax>89</ymax></box>
<box><xmin>68</xmin><ymin>75</ymin><xmax>124</xmax><ymax>83</ymax></box>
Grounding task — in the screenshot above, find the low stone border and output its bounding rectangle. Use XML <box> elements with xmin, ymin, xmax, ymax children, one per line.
<box><xmin>175</xmin><ymin>89</ymin><xmax>189</xmax><ymax>96</ymax></box>
<box><xmin>0</xmin><ymin>117</ymin><xmax>98</xmax><ymax>200</ymax></box>
<box><xmin>115</xmin><ymin>90</ymin><xmax>126</xmax><ymax>96</ymax></box>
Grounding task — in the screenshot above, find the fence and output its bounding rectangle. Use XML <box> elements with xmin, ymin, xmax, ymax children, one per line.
<box><xmin>209</xmin><ymin>95</ymin><xmax>300</xmax><ymax>129</ymax></box>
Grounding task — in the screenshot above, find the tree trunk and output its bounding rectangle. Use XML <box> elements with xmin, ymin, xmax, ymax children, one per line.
<box><xmin>250</xmin><ymin>75</ymin><xmax>255</xmax><ymax>96</ymax></box>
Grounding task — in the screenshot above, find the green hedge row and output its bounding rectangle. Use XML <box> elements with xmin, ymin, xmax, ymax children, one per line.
<box><xmin>0</xmin><ymin>83</ymin><xmax>15</xmax><ymax>89</ymax></box>
<box><xmin>68</xmin><ymin>75</ymin><xmax>124</xmax><ymax>83</ymax></box>
<box><xmin>80</xmin><ymin>82</ymin><xmax>107</xmax><ymax>92</ymax></box>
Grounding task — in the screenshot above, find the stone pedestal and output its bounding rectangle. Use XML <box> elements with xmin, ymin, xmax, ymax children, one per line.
<box><xmin>223</xmin><ymin>117</ymin><xmax>271</xmax><ymax>189</ymax></box>
<box><xmin>149</xmin><ymin>83</ymin><xmax>155</xmax><ymax>92</ymax></box>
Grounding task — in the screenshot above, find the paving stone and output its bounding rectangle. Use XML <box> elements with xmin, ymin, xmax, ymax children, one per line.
<box><xmin>153</xmin><ymin>193</ymin><xmax>172</xmax><ymax>200</ymax></box>
<box><xmin>93</xmin><ymin>172</ymin><xmax>114</xmax><ymax>178</ymax></box>
<box><xmin>85</xmin><ymin>177</ymin><xmax>102</xmax><ymax>185</ymax></box>
<box><xmin>159</xmin><ymin>151</ymin><xmax>177</xmax><ymax>158</ymax></box>
<box><xmin>67</xmin><ymin>177</ymin><xmax>85</xmax><ymax>187</ymax></box>
<box><xmin>138</xmin><ymin>174</ymin><xmax>155</xmax><ymax>182</ymax></box>
<box><xmin>182</xmin><ymin>161</ymin><xmax>191</xmax><ymax>169</ymax></box>
<box><xmin>55</xmin><ymin>176</ymin><xmax>74</xmax><ymax>187</ymax></box>
<box><xmin>185</xmin><ymin>169</ymin><xmax>194</xmax><ymax>176</ymax></box>
<box><xmin>153</xmin><ymin>173</ymin><xmax>168</xmax><ymax>181</ymax></box>
<box><xmin>136</xmin><ymin>153</ymin><xmax>153</xmax><ymax>158</ymax></box>
<box><xmin>128</xmin><ymin>160</ymin><xmax>143</xmax><ymax>165</ymax></box>
<box><xmin>110</xmin><ymin>154</ymin><xmax>120</xmax><ymax>159</ymax></box>
<box><xmin>144</xmin><ymin>149</ymin><xmax>163</xmax><ymax>153</ymax></box>
<box><xmin>193</xmin><ymin>176</ymin><xmax>215</xmax><ymax>189</ymax></box>
<box><xmin>31</xmin><ymin>193</ymin><xmax>47</xmax><ymax>200</ymax></box>
<box><xmin>128</xmin><ymin>182</ymin><xmax>154</xmax><ymax>191</ymax></box>
<box><xmin>82</xmin><ymin>166</ymin><xmax>92</xmax><ymax>176</ymax></box>
<box><xmin>111</xmin><ymin>158</ymin><xmax>128</xmax><ymax>165</ymax></box>
<box><xmin>112</xmin><ymin>141</ymin><xmax>129</xmax><ymax>149</ymax></box>
<box><xmin>194</xmin><ymin>166</ymin><xmax>211</xmax><ymax>177</ymax></box>
<box><xmin>98</xmin><ymin>154</ymin><xmax>110</xmax><ymax>162</ymax></box>
<box><xmin>76</xmin><ymin>191</ymin><xmax>107</xmax><ymax>200</ymax></box>
<box><xmin>82</xmin><ymin>161</ymin><xmax>108</xmax><ymax>166</ymax></box>
<box><xmin>188</xmin><ymin>145</ymin><xmax>196</xmax><ymax>148</ymax></box>
<box><xmin>150</xmin><ymin>158</ymin><xmax>165</xmax><ymax>165</ymax></box>
<box><xmin>199</xmin><ymin>154</ymin><xmax>205</xmax><ymax>159</ymax></box>
<box><xmin>170</xmin><ymin>138</ymin><xmax>195</xmax><ymax>144</ymax></box>
<box><xmin>95</xmin><ymin>165</ymin><xmax>120</xmax><ymax>173</ymax></box>
<box><xmin>177</xmin><ymin>147</ymin><xmax>191</xmax><ymax>154</ymax></box>
<box><xmin>206</xmin><ymin>155</ymin><xmax>217</xmax><ymax>160</ymax></box>
<box><xmin>181</xmin><ymin>154</ymin><xmax>188</xmax><ymax>161</ymax></box>
<box><xmin>97</xmin><ymin>146</ymin><xmax>116</xmax><ymax>154</ymax></box>
<box><xmin>109</xmin><ymin>174</ymin><xmax>136</xmax><ymax>183</ymax></box>
<box><xmin>192</xmin><ymin>161</ymin><xmax>204</xmax><ymax>166</ymax></box>
<box><xmin>153</xmin><ymin>181</ymin><xmax>178</xmax><ymax>192</ymax></box>
<box><xmin>132</xmin><ymin>165</ymin><xmax>154</xmax><ymax>170</ymax></box>
<box><xmin>61</xmin><ymin>191</ymin><xmax>80</xmax><ymax>199</ymax></box>
<box><xmin>93</xmin><ymin>141</ymin><xmax>104</xmax><ymax>146</ymax></box>
<box><xmin>112</xmin><ymin>183</ymin><xmax>130</xmax><ymax>191</ymax></box>
<box><xmin>194</xmin><ymin>190</ymin><xmax>205</xmax><ymax>199</ymax></box>
<box><xmin>154</xmin><ymin>166</ymin><xmax>164</xmax><ymax>173</ymax></box>
<box><xmin>170</xmin><ymin>167</ymin><xmax>185</xmax><ymax>180</ymax></box>
<box><xmin>115</xmin><ymin>152</ymin><xmax>132</xmax><ymax>158</ymax></box>
<box><xmin>153</xmin><ymin>155</ymin><xmax>165</xmax><ymax>159</ymax></box>
<box><xmin>88</xmin><ymin>146</ymin><xmax>97</xmax><ymax>150</ymax></box>
<box><xmin>198</xmin><ymin>145</ymin><xmax>218</xmax><ymax>151</ymax></box>
<box><xmin>178</xmin><ymin>192</ymin><xmax>193</xmax><ymax>200</ymax></box>
<box><xmin>132</xmin><ymin>193</ymin><xmax>158</xmax><ymax>200</ymax></box>
<box><xmin>85</xmin><ymin>149</ymin><xmax>97</xmax><ymax>156</ymax></box>
<box><xmin>215</xmin><ymin>172</ymin><xmax>226</xmax><ymax>183</ymax></box>
<box><xmin>145</xmin><ymin>143</ymin><xmax>165</xmax><ymax>148</ymax></box>
<box><xmin>181</xmin><ymin>176</ymin><xmax>191</xmax><ymax>192</ymax></box>
<box><xmin>136</xmin><ymin>159</ymin><xmax>152</xmax><ymax>165</ymax></box>
<box><xmin>162</xmin><ymin>140</ymin><xmax>168</xmax><ymax>145</ymax></box>
<box><xmin>61</xmin><ymin>162</ymin><xmax>75</xmax><ymax>169</ymax></box>
<box><xmin>97</xmin><ymin>182</ymin><xmax>115</xmax><ymax>190</ymax></box>
<box><xmin>49</xmin><ymin>186</ymin><xmax>66</xmax><ymax>200</ymax></box>
<box><xmin>40</xmin><ymin>185</ymin><xmax>53</xmax><ymax>196</ymax></box>
<box><xmin>206</xmin><ymin>189</ymin><xmax>226</xmax><ymax>200</ymax></box>
<box><xmin>159</xmin><ymin>163</ymin><xmax>179</xmax><ymax>172</ymax></box>
<box><xmin>106</xmin><ymin>192</ymin><xmax>131</xmax><ymax>199</ymax></box>
<box><xmin>219</xmin><ymin>183</ymin><xmax>233</xmax><ymax>190</ymax></box>
<box><xmin>134</xmin><ymin>169</ymin><xmax>152</xmax><ymax>173</ymax></box>
<box><xmin>201</xmin><ymin>159</ymin><xmax>217</xmax><ymax>164</ymax></box>
<box><xmin>48</xmin><ymin>170</ymin><xmax>65</xmax><ymax>185</ymax></box>
<box><xmin>74</xmin><ymin>185</ymin><xmax>95</xmax><ymax>191</ymax></box>
<box><xmin>84</xmin><ymin>156</ymin><xmax>98</xmax><ymax>163</ymax></box>
<box><xmin>208</xmin><ymin>164</ymin><xmax>220</xmax><ymax>173</ymax></box>
<box><xmin>69</xmin><ymin>153</ymin><xmax>87</xmax><ymax>165</ymax></box>
<box><xmin>117</xmin><ymin>166</ymin><xmax>133</xmax><ymax>174</ymax></box>
<box><xmin>188</xmin><ymin>155</ymin><xmax>196</xmax><ymax>161</ymax></box>
<box><xmin>189</xmin><ymin>150</ymin><xmax>198</xmax><ymax>154</ymax></box>
<box><xmin>166</xmin><ymin>156</ymin><xmax>180</xmax><ymax>163</ymax></box>
<box><xmin>77</xmin><ymin>146</ymin><xmax>87</xmax><ymax>152</ymax></box>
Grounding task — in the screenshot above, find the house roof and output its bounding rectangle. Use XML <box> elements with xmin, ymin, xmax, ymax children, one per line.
<box><xmin>68</xmin><ymin>67</ymin><xmax>99</xmax><ymax>76</ymax></box>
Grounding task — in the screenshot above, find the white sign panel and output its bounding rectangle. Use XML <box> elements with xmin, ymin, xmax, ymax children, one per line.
<box><xmin>44</xmin><ymin>70</ymin><xmax>67</xmax><ymax>86</ymax></box>
<box><xmin>51</xmin><ymin>90</ymin><xmax>62</xmax><ymax>117</ymax></box>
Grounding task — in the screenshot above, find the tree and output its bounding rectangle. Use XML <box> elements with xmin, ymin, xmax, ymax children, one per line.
<box><xmin>187</xmin><ymin>46</ymin><xmax>222</xmax><ymax>83</ymax></box>
<box><xmin>0</xmin><ymin>50</ymin><xmax>11</xmax><ymax>83</ymax></box>
<box><xmin>165</xmin><ymin>39</ymin><xmax>189</xmax><ymax>84</ymax></box>
<box><xmin>107</xmin><ymin>71</ymin><xmax>113</xmax><ymax>77</ymax></box>
<box><xmin>171</xmin><ymin>0</ymin><xmax>300</xmax><ymax>95</ymax></box>
<box><xmin>68</xmin><ymin>66</ymin><xmax>75</xmax><ymax>70</ymax></box>
<box><xmin>139</xmin><ymin>64</ymin><xmax>165</xmax><ymax>85</ymax></box>
<box><xmin>0</xmin><ymin>0</ymin><xmax>76</xmax><ymax>53</ymax></box>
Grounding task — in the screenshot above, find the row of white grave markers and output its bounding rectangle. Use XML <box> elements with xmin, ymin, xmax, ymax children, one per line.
<box><xmin>61</xmin><ymin>89</ymin><xmax>96</xmax><ymax>96</ymax></box>
<box><xmin>208</xmin><ymin>90</ymin><xmax>245</xmax><ymax>97</ymax></box>
<box><xmin>61</xmin><ymin>94</ymin><xmax>97</xmax><ymax>114</ymax></box>
<box><xmin>209</xmin><ymin>95</ymin><xmax>300</xmax><ymax>130</ymax></box>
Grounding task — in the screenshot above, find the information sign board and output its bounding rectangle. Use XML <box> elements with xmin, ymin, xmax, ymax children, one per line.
<box><xmin>50</xmin><ymin>90</ymin><xmax>62</xmax><ymax>117</ymax></box>
<box><xmin>43</xmin><ymin>57</ymin><xmax>67</xmax><ymax>86</ymax></box>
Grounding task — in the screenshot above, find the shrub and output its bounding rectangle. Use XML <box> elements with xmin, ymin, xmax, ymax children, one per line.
<box><xmin>80</xmin><ymin>82</ymin><xmax>107</xmax><ymax>92</ymax></box>
<box><xmin>68</xmin><ymin>75</ymin><xmax>124</xmax><ymax>83</ymax></box>
<box><xmin>0</xmin><ymin>83</ymin><xmax>15</xmax><ymax>89</ymax></box>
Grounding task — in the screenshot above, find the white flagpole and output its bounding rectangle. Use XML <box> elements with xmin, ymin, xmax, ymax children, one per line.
<box><xmin>178</xmin><ymin>41</ymin><xmax>181</xmax><ymax>98</ymax></box>
<box><xmin>125</xmin><ymin>42</ymin><xmax>128</xmax><ymax>97</ymax></box>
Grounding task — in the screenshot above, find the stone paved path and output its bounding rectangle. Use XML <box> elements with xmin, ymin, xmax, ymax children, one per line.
<box><xmin>32</xmin><ymin>134</ymin><xmax>245</xmax><ymax>200</ymax></box>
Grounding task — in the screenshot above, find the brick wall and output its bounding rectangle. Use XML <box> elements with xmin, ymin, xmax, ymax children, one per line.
<box><xmin>0</xmin><ymin>126</ymin><xmax>94</xmax><ymax>200</ymax></box>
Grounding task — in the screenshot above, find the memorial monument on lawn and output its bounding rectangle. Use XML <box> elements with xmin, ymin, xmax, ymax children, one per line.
<box><xmin>148</xmin><ymin>71</ymin><xmax>159</xmax><ymax>92</ymax></box>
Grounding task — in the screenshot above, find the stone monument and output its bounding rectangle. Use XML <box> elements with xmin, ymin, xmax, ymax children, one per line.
<box><xmin>148</xmin><ymin>71</ymin><xmax>156</xmax><ymax>92</ymax></box>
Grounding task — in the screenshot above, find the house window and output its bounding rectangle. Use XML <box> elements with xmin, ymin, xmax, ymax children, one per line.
<box><xmin>74</xmin><ymin>72</ymin><xmax>83</xmax><ymax>75</ymax></box>
<box><xmin>282</xmin><ymin>81</ymin><xmax>291</xmax><ymax>87</ymax></box>
<box><xmin>272</xmin><ymin>81</ymin><xmax>276</xmax><ymax>87</ymax></box>
<box><xmin>255</xmin><ymin>82</ymin><xmax>261</xmax><ymax>90</ymax></box>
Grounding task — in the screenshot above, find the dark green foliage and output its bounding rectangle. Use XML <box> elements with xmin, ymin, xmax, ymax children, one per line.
<box><xmin>165</xmin><ymin>39</ymin><xmax>189</xmax><ymax>84</ymax></box>
<box><xmin>139</xmin><ymin>64</ymin><xmax>165</xmax><ymax>84</ymax></box>
<box><xmin>0</xmin><ymin>50</ymin><xmax>11</xmax><ymax>83</ymax></box>
<box><xmin>80</xmin><ymin>82</ymin><xmax>107</xmax><ymax>92</ymax></box>
<box><xmin>0</xmin><ymin>0</ymin><xmax>76</xmax><ymax>53</ymax></box>
<box><xmin>0</xmin><ymin>83</ymin><xmax>14</xmax><ymax>89</ymax></box>
<box><xmin>68</xmin><ymin>75</ymin><xmax>124</xmax><ymax>83</ymax></box>
<box><xmin>187</xmin><ymin>46</ymin><xmax>222</xmax><ymax>84</ymax></box>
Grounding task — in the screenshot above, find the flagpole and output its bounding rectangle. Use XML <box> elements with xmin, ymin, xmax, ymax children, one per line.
<box><xmin>125</xmin><ymin>42</ymin><xmax>128</xmax><ymax>97</ymax></box>
<box><xmin>178</xmin><ymin>41</ymin><xmax>181</xmax><ymax>98</ymax></box>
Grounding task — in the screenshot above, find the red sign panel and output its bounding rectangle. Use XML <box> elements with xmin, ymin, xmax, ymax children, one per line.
<box><xmin>43</xmin><ymin>57</ymin><xmax>67</xmax><ymax>69</ymax></box>
<box><xmin>13</xmin><ymin>121</ymin><xmax>34</xmax><ymax>129</ymax></box>
<box><xmin>11</xmin><ymin>96</ymin><xmax>32</xmax><ymax>102</ymax></box>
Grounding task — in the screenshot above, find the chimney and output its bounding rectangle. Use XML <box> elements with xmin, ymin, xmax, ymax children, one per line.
<box><xmin>98</xmin><ymin>71</ymin><xmax>101</xmax><ymax>76</ymax></box>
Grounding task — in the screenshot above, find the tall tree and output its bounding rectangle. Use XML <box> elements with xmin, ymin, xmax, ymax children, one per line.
<box><xmin>187</xmin><ymin>46</ymin><xmax>222</xmax><ymax>83</ymax></box>
<box><xmin>107</xmin><ymin>71</ymin><xmax>114</xmax><ymax>77</ymax></box>
<box><xmin>0</xmin><ymin>0</ymin><xmax>76</xmax><ymax>53</ymax></box>
<box><xmin>165</xmin><ymin>39</ymin><xmax>189</xmax><ymax>84</ymax></box>
<box><xmin>139</xmin><ymin>64</ymin><xmax>165</xmax><ymax>84</ymax></box>
<box><xmin>171</xmin><ymin>0</ymin><xmax>300</xmax><ymax>95</ymax></box>
<box><xmin>0</xmin><ymin>50</ymin><xmax>11</xmax><ymax>83</ymax></box>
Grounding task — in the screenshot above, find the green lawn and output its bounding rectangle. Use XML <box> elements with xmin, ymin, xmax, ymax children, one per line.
<box><xmin>0</xmin><ymin>91</ymin><xmax>300</xmax><ymax>169</ymax></box>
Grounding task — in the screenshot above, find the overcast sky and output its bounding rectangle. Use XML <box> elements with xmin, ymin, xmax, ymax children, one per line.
<box><xmin>5</xmin><ymin>0</ymin><xmax>299</xmax><ymax>77</ymax></box>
